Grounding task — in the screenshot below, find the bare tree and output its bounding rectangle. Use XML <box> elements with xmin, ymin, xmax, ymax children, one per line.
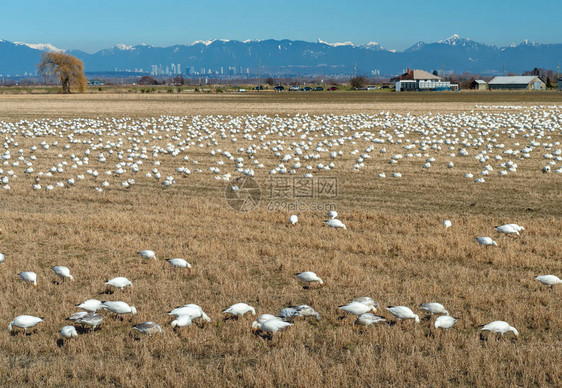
<box><xmin>350</xmin><ymin>76</ymin><xmax>367</xmax><ymax>89</ymax></box>
<box><xmin>38</xmin><ymin>52</ymin><xmax>87</xmax><ymax>93</ymax></box>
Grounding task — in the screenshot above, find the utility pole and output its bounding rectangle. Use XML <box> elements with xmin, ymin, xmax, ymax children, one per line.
<box><xmin>354</xmin><ymin>63</ymin><xmax>357</xmax><ymax>78</ymax></box>
<box><xmin>258</xmin><ymin>58</ymin><xmax>261</xmax><ymax>92</ymax></box>
<box><xmin>503</xmin><ymin>62</ymin><xmax>505</xmax><ymax>76</ymax></box>
<box><xmin>558</xmin><ymin>62</ymin><xmax>560</xmax><ymax>79</ymax></box>
<box><xmin>442</xmin><ymin>60</ymin><xmax>444</xmax><ymax>78</ymax></box>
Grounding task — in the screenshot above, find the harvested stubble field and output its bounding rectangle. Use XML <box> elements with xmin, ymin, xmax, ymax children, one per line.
<box><xmin>0</xmin><ymin>92</ymin><xmax>561</xmax><ymax>387</ymax></box>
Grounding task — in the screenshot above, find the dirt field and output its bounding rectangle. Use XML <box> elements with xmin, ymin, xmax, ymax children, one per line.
<box><xmin>0</xmin><ymin>92</ymin><xmax>561</xmax><ymax>387</ymax></box>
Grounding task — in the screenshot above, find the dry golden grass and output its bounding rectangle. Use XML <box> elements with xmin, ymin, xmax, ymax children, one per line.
<box><xmin>0</xmin><ymin>93</ymin><xmax>560</xmax><ymax>387</ymax></box>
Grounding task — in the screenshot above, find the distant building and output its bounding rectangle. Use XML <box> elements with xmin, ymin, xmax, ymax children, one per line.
<box><xmin>393</xmin><ymin>68</ymin><xmax>456</xmax><ymax>91</ymax></box>
<box><xmin>470</xmin><ymin>80</ymin><xmax>488</xmax><ymax>90</ymax></box>
<box><xmin>488</xmin><ymin>76</ymin><xmax>546</xmax><ymax>90</ymax></box>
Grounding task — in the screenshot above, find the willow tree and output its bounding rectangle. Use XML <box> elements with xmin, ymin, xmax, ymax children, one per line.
<box><xmin>38</xmin><ymin>52</ymin><xmax>87</xmax><ymax>93</ymax></box>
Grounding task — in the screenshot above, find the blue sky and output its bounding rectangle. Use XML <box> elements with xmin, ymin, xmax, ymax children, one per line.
<box><xmin>3</xmin><ymin>0</ymin><xmax>560</xmax><ymax>53</ymax></box>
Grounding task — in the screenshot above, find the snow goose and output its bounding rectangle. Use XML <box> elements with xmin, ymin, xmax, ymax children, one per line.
<box><xmin>352</xmin><ymin>297</ymin><xmax>379</xmax><ymax>310</ymax></box>
<box><xmin>324</xmin><ymin>219</ymin><xmax>347</xmax><ymax>229</ymax></box>
<box><xmin>75</xmin><ymin>299</ymin><xmax>103</xmax><ymax>312</ymax></box>
<box><xmin>52</xmin><ymin>266</ymin><xmax>74</xmax><ymax>282</ymax></box>
<box><xmin>133</xmin><ymin>322</ymin><xmax>163</xmax><ymax>335</ymax></box>
<box><xmin>327</xmin><ymin>210</ymin><xmax>338</xmax><ymax>219</ymax></box>
<box><xmin>168</xmin><ymin>304</ymin><xmax>211</xmax><ymax>323</ymax></box>
<box><xmin>60</xmin><ymin>325</ymin><xmax>78</xmax><ymax>340</ymax></box>
<box><xmin>101</xmin><ymin>301</ymin><xmax>137</xmax><ymax>317</ymax></box>
<box><xmin>420</xmin><ymin>303</ymin><xmax>449</xmax><ymax>315</ymax></box>
<box><xmin>18</xmin><ymin>271</ymin><xmax>37</xmax><ymax>287</ymax></box>
<box><xmin>105</xmin><ymin>277</ymin><xmax>132</xmax><ymax>290</ymax></box>
<box><xmin>8</xmin><ymin>315</ymin><xmax>44</xmax><ymax>335</ymax></box>
<box><xmin>0</xmin><ymin>252</ymin><xmax>4</xmax><ymax>264</ymax></box>
<box><xmin>171</xmin><ymin>314</ymin><xmax>192</xmax><ymax>329</ymax></box>
<box><xmin>223</xmin><ymin>303</ymin><xmax>256</xmax><ymax>318</ymax></box>
<box><xmin>475</xmin><ymin>237</ymin><xmax>497</xmax><ymax>247</ymax></box>
<box><xmin>295</xmin><ymin>271</ymin><xmax>324</xmax><ymax>287</ymax></box>
<box><xmin>443</xmin><ymin>220</ymin><xmax>452</xmax><ymax>229</ymax></box>
<box><xmin>251</xmin><ymin>319</ymin><xmax>292</xmax><ymax>338</ymax></box>
<box><xmin>535</xmin><ymin>275</ymin><xmax>562</xmax><ymax>287</ymax></box>
<box><xmin>289</xmin><ymin>215</ymin><xmax>298</xmax><ymax>226</ymax></box>
<box><xmin>137</xmin><ymin>250</ymin><xmax>156</xmax><ymax>260</ymax></box>
<box><xmin>339</xmin><ymin>302</ymin><xmax>377</xmax><ymax>316</ymax></box>
<box><xmin>494</xmin><ymin>224</ymin><xmax>520</xmax><ymax>236</ymax></box>
<box><xmin>256</xmin><ymin>314</ymin><xmax>280</xmax><ymax>324</ymax></box>
<box><xmin>167</xmin><ymin>259</ymin><xmax>192</xmax><ymax>272</ymax></box>
<box><xmin>386</xmin><ymin>306</ymin><xmax>420</xmax><ymax>323</ymax></box>
<box><xmin>434</xmin><ymin>315</ymin><xmax>458</xmax><ymax>329</ymax></box>
<box><xmin>354</xmin><ymin>313</ymin><xmax>386</xmax><ymax>327</ymax></box>
<box><xmin>67</xmin><ymin>311</ymin><xmax>89</xmax><ymax>322</ymax></box>
<box><xmin>479</xmin><ymin>321</ymin><xmax>519</xmax><ymax>339</ymax></box>
<box><xmin>74</xmin><ymin>313</ymin><xmax>103</xmax><ymax>331</ymax></box>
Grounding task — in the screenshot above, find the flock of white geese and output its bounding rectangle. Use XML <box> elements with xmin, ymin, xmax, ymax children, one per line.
<box><xmin>1</xmin><ymin>215</ymin><xmax>560</xmax><ymax>342</ymax></box>
<box><xmin>0</xmin><ymin>106</ymin><xmax>560</xmax><ymax>194</ymax></box>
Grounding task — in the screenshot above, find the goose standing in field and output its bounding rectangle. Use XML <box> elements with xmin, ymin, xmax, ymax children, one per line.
<box><xmin>535</xmin><ymin>275</ymin><xmax>562</xmax><ymax>287</ymax></box>
<box><xmin>74</xmin><ymin>313</ymin><xmax>103</xmax><ymax>331</ymax></box>
<box><xmin>133</xmin><ymin>322</ymin><xmax>163</xmax><ymax>335</ymax></box>
<box><xmin>137</xmin><ymin>250</ymin><xmax>156</xmax><ymax>260</ymax></box>
<box><xmin>434</xmin><ymin>315</ymin><xmax>458</xmax><ymax>330</ymax></box>
<box><xmin>52</xmin><ymin>266</ymin><xmax>74</xmax><ymax>282</ymax></box>
<box><xmin>60</xmin><ymin>325</ymin><xmax>78</xmax><ymax>341</ymax></box>
<box><xmin>251</xmin><ymin>319</ymin><xmax>292</xmax><ymax>338</ymax></box>
<box><xmin>292</xmin><ymin>305</ymin><xmax>321</xmax><ymax>321</ymax></box>
<box><xmin>479</xmin><ymin>321</ymin><xmax>519</xmax><ymax>339</ymax></box>
<box><xmin>8</xmin><ymin>315</ymin><xmax>44</xmax><ymax>335</ymax></box>
<box><xmin>105</xmin><ymin>277</ymin><xmax>132</xmax><ymax>290</ymax></box>
<box><xmin>420</xmin><ymin>303</ymin><xmax>449</xmax><ymax>315</ymax></box>
<box><xmin>18</xmin><ymin>271</ymin><xmax>37</xmax><ymax>287</ymax></box>
<box><xmin>168</xmin><ymin>304</ymin><xmax>211</xmax><ymax>323</ymax></box>
<box><xmin>166</xmin><ymin>258</ymin><xmax>192</xmax><ymax>271</ymax></box>
<box><xmin>289</xmin><ymin>215</ymin><xmax>298</xmax><ymax>226</ymax></box>
<box><xmin>101</xmin><ymin>301</ymin><xmax>137</xmax><ymax>319</ymax></box>
<box><xmin>494</xmin><ymin>224</ymin><xmax>520</xmax><ymax>236</ymax></box>
<box><xmin>75</xmin><ymin>299</ymin><xmax>103</xmax><ymax>312</ymax></box>
<box><xmin>223</xmin><ymin>303</ymin><xmax>256</xmax><ymax>319</ymax></box>
<box><xmin>339</xmin><ymin>302</ymin><xmax>378</xmax><ymax>316</ymax></box>
<box><xmin>256</xmin><ymin>314</ymin><xmax>280</xmax><ymax>324</ymax></box>
<box><xmin>354</xmin><ymin>313</ymin><xmax>386</xmax><ymax>327</ymax></box>
<box><xmin>328</xmin><ymin>210</ymin><xmax>338</xmax><ymax>219</ymax></box>
<box><xmin>324</xmin><ymin>219</ymin><xmax>347</xmax><ymax>229</ymax></box>
<box><xmin>386</xmin><ymin>306</ymin><xmax>420</xmax><ymax>323</ymax></box>
<box><xmin>443</xmin><ymin>219</ymin><xmax>452</xmax><ymax>230</ymax></box>
<box><xmin>295</xmin><ymin>271</ymin><xmax>324</xmax><ymax>287</ymax></box>
<box><xmin>476</xmin><ymin>237</ymin><xmax>497</xmax><ymax>247</ymax></box>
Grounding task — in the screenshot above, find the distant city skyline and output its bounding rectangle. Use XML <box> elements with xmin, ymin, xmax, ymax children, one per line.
<box><xmin>2</xmin><ymin>0</ymin><xmax>560</xmax><ymax>54</ymax></box>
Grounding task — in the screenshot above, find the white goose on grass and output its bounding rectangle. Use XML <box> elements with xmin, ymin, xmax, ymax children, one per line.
<box><xmin>138</xmin><ymin>250</ymin><xmax>156</xmax><ymax>260</ymax></box>
<box><xmin>535</xmin><ymin>275</ymin><xmax>562</xmax><ymax>287</ymax></box>
<box><xmin>18</xmin><ymin>271</ymin><xmax>37</xmax><ymax>287</ymax></box>
<box><xmin>8</xmin><ymin>315</ymin><xmax>44</xmax><ymax>335</ymax></box>
<box><xmin>289</xmin><ymin>215</ymin><xmax>298</xmax><ymax>226</ymax></box>
<box><xmin>166</xmin><ymin>258</ymin><xmax>192</xmax><ymax>271</ymax></box>
<box><xmin>494</xmin><ymin>224</ymin><xmax>520</xmax><ymax>236</ymax></box>
<box><xmin>168</xmin><ymin>304</ymin><xmax>211</xmax><ymax>323</ymax></box>
<box><xmin>434</xmin><ymin>315</ymin><xmax>458</xmax><ymax>330</ymax></box>
<box><xmin>60</xmin><ymin>325</ymin><xmax>78</xmax><ymax>341</ymax></box>
<box><xmin>443</xmin><ymin>219</ymin><xmax>452</xmax><ymax>229</ymax></box>
<box><xmin>328</xmin><ymin>210</ymin><xmax>338</xmax><ymax>219</ymax></box>
<box><xmin>67</xmin><ymin>311</ymin><xmax>89</xmax><ymax>322</ymax></box>
<box><xmin>256</xmin><ymin>314</ymin><xmax>280</xmax><ymax>324</ymax></box>
<box><xmin>0</xmin><ymin>252</ymin><xmax>4</xmax><ymax>264</ymax></box>
<box><xmin>476</xmin><ymin>237</ymin><xmax>497</xmax><ymax>247</ymax></box>
<box><xmin>171</xmin><ymin>314</ymin><xmax>192</xmax><ymax>329</ymax></box>
<box><xmin>101</xmin><ymin>301</ymin><xmax>137</xmax><ymax>317</ymax></box>
<box><xmin>251</xmin><ymin>319</ymin><xmax>292</xmax><ymax>336</ymax></box>
<box><xmin>75</xmin><ymin>299</ymin><xmax>103</xmax><ymax>312</ymax></box>
<box><xmin>324</xmin><ymin>219</ymin><xmax>347</xmax><ymax>229</ymax></box>
<box><xmin>339</xmin><ymin>302</ymin><xmax>378</xmax><ymax>316</ymax></box>
<box><xmin>352</xmin><ymin>297</ymin><xmax>380</xmax><ymax>309</ymax></box>
<box><xmin>420</xmin><ymin>303</ymin><xmax>449</xmax><ymax>315</ymax></box>
<box><xmin>480</xmin><ymin>321</ymin><xmax>519</xmax><ymax>339</ymax></box>
<box><xmin>133</xmin><ymin>322</ymin><xmax>163</xmax><ymax>335</ymax></box>
<box><xmin>295</xmin><ymin>271</ymin><xmax>324</xmax><ymax>287</ymax></box>
<box><xmin>386</xmin><ymin>306</ymin><xmax>420</xmax><ymax>323</ymax></box>
<box><xmin>354</xmin><ymin>313</ymin><xmax>386</xmax><ymax>327</ymax></box>
<box><xmin>105</xmin><ymin>277</ymin><xmax>132</xmax><ymax>290</ymax></box>
<box><xmin>223</xmin><ymin>303</ymin><xmax>256</xmax><ymax>318</ymax></box>
<box><xmin>52</xmin><ymin>266</ymin><xmax>74</xmax><ymax>282</ymax></box>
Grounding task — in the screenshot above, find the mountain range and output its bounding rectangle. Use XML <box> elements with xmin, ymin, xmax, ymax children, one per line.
<box><xmin>1</xmin><ymin>35</ymin><xmax>561</xmax><ymax>77</ymax></box>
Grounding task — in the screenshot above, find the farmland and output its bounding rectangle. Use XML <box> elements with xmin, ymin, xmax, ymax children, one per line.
<box><xmin>0</xmin><ymin>92</ymin><xmax>561</xmax><ymax>387</ymax></box>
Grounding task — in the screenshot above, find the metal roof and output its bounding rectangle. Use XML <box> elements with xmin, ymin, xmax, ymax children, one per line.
<box><xmin>488</xmin><ymin>76</ymin><xmax>541</xmax><ymax>85</ymax></box>
<box><xmin>474</xmin><ymin>80</ymin><xmax>487</xmax><ymax>84</ymax></box>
